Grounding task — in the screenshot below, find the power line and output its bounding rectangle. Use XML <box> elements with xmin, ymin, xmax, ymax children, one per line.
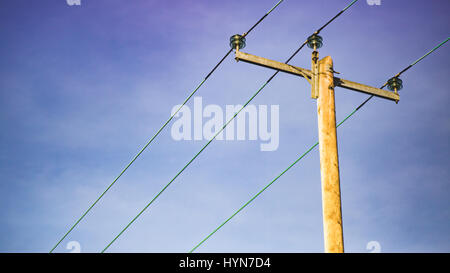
<box><xmin>101</xmin><ymin>0</ymin><xmax>360</xmax><ymax>253</ymax></box>
<box><xmin>49</xmin><ymin>0</ymin><xmax>284</xmax><ymax>253</ymax></box>
<box><xmin>189</xmin><ymin>37</ymin><xmax>449</xmax><ymax>252</ymax></box>
<box><xmin>281</xmin><ymin>0</ymin><xmax>359</xmax><ymax>66</ymax></box>
<box><xmin>395</xmin><ymin>37</ymin><xmax>449</xmax><ymax>77</ymax></box>
<box><xmin>243</xmin><ymin>0</ymin><xmax>284</xmax><ymax>38</ymax></box>
<box><xmin>315</xmin><ymin>0</ymin><xmax>358</xmax><ymax>34</ymax></box>
<box><xmin>356</xmin><ymin>37</ymin><xmax>449</xmax><ymax>111</ymax></box>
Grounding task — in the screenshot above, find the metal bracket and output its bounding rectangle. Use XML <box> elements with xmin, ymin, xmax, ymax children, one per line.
<box><xmin>293</xmin><ymin>67</ymin><xmax>312</xmax><ymax>85</ymax></box>
<box><xmin>311</xmin><ymin>51</ymin><xmax>319</xmax><ymax>99</ymax></box>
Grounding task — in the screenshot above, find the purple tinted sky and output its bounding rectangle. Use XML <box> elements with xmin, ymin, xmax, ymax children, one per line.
<box><xmin>0</xmin><ymin>0</ymin><xmax>449</xmax><ymax>253</ymax></box>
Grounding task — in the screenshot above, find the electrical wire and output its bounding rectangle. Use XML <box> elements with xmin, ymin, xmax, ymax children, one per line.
<box><xmin>189</xmin><ymin>37</ymin><xmax>449</xmax><ymax>252</ymax></box>
<box><xmin>101</xmin><ymin>0</ymin><xmax>360</xmax><ymax>253</ymax></box>
<box><xmin>315</xmin><ymin>0</ymin><xmax>358</xmax><ymax>34</ymax></box>
<box><xmin>101</xmin><ymin>40</ymin><xmax>304</xmax><ymax>253</ymax></box>
<box><xmin>243</xmin><ymin>0</ymin><xmax>284</xmax><ymax>38</ymax></box>
<box><xmin>356</xmin><ymin>37</ymin><xmax>449</xmax><ymax>111</ymax></box>
<box><xmin>395</xmin><ymin>37</ymin><xmax>449</xmax><ymax>78</ymax></box>
<box><xmin>49</xmin><ymin>0</ymin><xmax>285</xmax><ymax>253</ymax></box>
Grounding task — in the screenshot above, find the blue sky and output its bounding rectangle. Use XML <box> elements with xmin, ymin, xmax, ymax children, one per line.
<box><xmin>0</xmin><ymin>0</ymin><xmax>449</xmax><ymax>253</ymax></box>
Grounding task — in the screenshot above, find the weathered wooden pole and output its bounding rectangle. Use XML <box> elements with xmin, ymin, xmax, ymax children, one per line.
<box><xmin>317</xmin><ymin>56</ymin><xmax>344</xmax><ymax>253</ymax></box>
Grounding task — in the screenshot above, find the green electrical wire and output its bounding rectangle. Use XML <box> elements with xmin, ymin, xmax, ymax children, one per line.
<box><xmin>396</xmin><ymin>37</ymin><xmax>450</xmax><ymax>77</ymax></box>
<box><xmin>189</xmin><ymin>37</ymin><xmax>449</xmax><ymax>253</ymax></box>
<box><xmin>49</xmin><ymin>0</ymin><xmax>285</xmax><ymax>253</ymax></box>
<box><xmin>244</xmin><ymin>0</ymin><xmax>284</xmax><ymax>37</ymax></box>
<box><xmin>315</xmin><ymin>0</ymin><xmax>359</xmax><ymax>34</ymax></box>
<box><xmin>412</xmin><ymin>37</ymin><xmax>449</xmax><ymax>66</ymax></box>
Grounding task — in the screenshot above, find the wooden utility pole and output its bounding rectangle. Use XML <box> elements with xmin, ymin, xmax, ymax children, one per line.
<box><xmin>229</xmin><ymin>34</ymin><xmax>399</xmax><ymax>253</ymax></box>
<box><xmin>317</xmin><ymin>56</ymin><xmax>344</xmax><ymax>253</ymax></box>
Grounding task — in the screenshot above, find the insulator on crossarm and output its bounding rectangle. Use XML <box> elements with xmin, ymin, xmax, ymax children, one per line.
<box><xmin>387</xmin><ymin>77</ymin><xmax>403</xmax><ymax>92</ymax></box>
<box><xmin>230</xmin><ymin>34</ymin><xmax>246</xmax><ymax>50</ymax></box>
<box><xmin>307</xmin><ymin>34</ymin><xmax>323</xmax><ymax>49</ymax></box>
